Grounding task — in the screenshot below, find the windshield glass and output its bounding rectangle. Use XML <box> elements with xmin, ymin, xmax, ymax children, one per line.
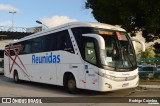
<box><xmin>97</xmin><ymin>29</ymin><xmax>137</xmax><ymax>71</ymax></box>
<box><xmin>71</xmin><ymin>27</ymin><xmax>137</xmax><ymax>71</ymax></box>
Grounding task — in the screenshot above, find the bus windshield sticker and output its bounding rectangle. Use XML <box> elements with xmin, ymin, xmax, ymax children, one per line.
<box><xmin>116</xmin><ymin>32</ymin><xmax>122</xmax><ymax>40</ymax></box>
<box><xmin>124</xmin><ymin>61</ymin><xmax>129</xmax><ymax>67</ymax></box>
<box><xmin>85</xmin><ymin>65</ymin><xmax>88</xmax><ymax>69</ymax></box>
<box><xmin>106</xmin><ymin>57</ymin><xmax>112</xmax><ymax>62</ymax></box>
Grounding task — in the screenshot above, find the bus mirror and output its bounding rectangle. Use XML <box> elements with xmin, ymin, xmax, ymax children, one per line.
<box><xmin>131</xmin><ymin>37</ymin><xmax>145</xmax><ymax>52</ymax></box>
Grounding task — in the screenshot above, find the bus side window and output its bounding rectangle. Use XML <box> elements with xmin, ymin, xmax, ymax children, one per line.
<box><xmin>31</xmin><ymin>37</ymin><xmax>44</xmax><ymax>53</ymax></box>
<box><xmin>85</xmin><ymin>42</ymin><xmax>97</xmax><ymax>65</ymax></box>
<box><xmin>23</xmin><ymin>43</ymin><xmax>31</xmax><ymax>54</ymax></box>
<box><xmin>21</xmin><ymin>41</ymin><xmax>31</xmax><ymax>54</ymax></box>
<box><xmin>43</xmin><ymin>34</ymin><xmax>56</xmax><ymax>52</ymax></box>
<box><xmin>56</xmin><ymin>30</ymin><xmax>74</xmax><ymax>53</ymax></box>
<box><xmin>71</xmin><ymin>27</ymin><xmax>93</xmax><ymax>54</ymax></box>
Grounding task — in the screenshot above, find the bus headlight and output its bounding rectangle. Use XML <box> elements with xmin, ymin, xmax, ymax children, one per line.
<box><xmin>98</xmin><ymin>71</ymin><xmax>115</xmax><ymax>80</ymax></box>
<box><xmin>96</xmin><ymin>71</ymin><xmax>138</xmax><ymax>81</ymax></box>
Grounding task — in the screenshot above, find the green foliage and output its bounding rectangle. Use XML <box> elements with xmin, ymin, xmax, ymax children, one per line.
<box><xmin>153</xmin><ymin>42</ymin><xmax>160</xmax><ymax>57</ymax></box>
<box><xmin>155</xmin><ymin>54</ymin><xmax>160</xmax><ymax>57</ymax></box>
<box><xmin>138</xmin><ymin>46</ymin><xmax>157</xmax><ymax>64</ymax></box>
<box><xmin>140</xmin><ymin>46</ymin><xmax>155</xmax><ymax>58</ymax></box>
<box><xmin>85</xmin><ymin>0</ymin><xmax>160</xmax><ymax>42</ymax></box>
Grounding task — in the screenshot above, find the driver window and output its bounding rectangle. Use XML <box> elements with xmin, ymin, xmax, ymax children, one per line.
<box><xmin>85</xmin><ymin>42</ymin><xmax>97</xmax><ymax>65</ymax></box>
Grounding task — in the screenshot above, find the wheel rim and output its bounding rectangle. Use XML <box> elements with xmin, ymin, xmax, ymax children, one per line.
<box><xmin>68</xmin><ymin>80</ymin><xmax>75</xmax><ymax>89</ymax></box>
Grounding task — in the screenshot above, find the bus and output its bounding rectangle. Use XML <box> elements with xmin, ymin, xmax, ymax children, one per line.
<box><xmin>4</xmin><ymin>22</ymin><xmax>145</xmax><ymax>93</ymax></box>
<box><xmin>0</xmin><ymin>49</ymin><xmax>4</xmax><ymax>74</ymax></box>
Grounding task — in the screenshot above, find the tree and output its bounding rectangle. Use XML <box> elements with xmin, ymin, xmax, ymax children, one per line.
<box><xmin>153</xmin><ymin>42</ymin><xmax>160</xmax><ymax>57</ymax></box>
<box><xmin>139</xmin><ymin>46</ymin><xmax>155</xmax><ymax>64</ymax></box>
<box><xmin>140</xmin><ymin>46</ymin><xmax>155</xmax><ymax>58</ymax></box>
<box><xmin>85</xmin><ymin>0</ymin><xmax>160</xmax><ymax>42</ymax></box>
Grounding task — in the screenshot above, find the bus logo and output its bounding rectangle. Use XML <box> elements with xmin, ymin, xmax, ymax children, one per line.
<box><xmin>32</xmin><ymin>52</ymin><xmax>60</xmax><ymax>64</ymax></box>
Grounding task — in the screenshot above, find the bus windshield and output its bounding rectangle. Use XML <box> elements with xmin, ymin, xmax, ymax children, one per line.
<box><xmin>98</xmin><ymin>30</ymin><xmax>137</xmax><ymax>71</ymax></box>
<box><xmin>71</xmin><ymin>27</ymin><xmax>137</xmax><ymax>71</ymax></box>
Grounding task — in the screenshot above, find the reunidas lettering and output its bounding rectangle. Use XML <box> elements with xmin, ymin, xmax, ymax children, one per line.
<box><xmin>32</xmin><ymin>52</ymin><xmax>60</xmax><ymax>64</ymax></box>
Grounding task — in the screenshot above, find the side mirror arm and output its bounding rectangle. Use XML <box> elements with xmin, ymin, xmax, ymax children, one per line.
<box><xmin>131</xmin><ymin>37</ymin><xmax>145</xmax><ymax>52</ymax></box>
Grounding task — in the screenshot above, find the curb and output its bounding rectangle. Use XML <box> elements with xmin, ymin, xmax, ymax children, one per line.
<box><xmin>138</xmin><ymin>85</ymin><xmax>160</xmax><ymax>89</ymax></box>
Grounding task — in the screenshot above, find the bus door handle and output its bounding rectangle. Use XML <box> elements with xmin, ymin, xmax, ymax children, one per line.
<box><xmin>72</xmin><ymin>66</ymin><xmax>78</xmax><ymax>68</ymax></box>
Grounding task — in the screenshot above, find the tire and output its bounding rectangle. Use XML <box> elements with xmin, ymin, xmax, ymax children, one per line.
<box><xmin>66</xmin><ymin>75</ymin><xmax>77</xmax><ymax>94</ymax></box>
<box><xmin>14</xmin><ymin>72</ymin><xmax>20</xmax><ymax>83</ymax></box>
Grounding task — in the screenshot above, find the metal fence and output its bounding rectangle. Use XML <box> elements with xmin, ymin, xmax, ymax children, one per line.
<box><xmin>0</xmin><ymin>26</ymin><xmax>27</xmax><ymax>32</ymax></box>
<box><xmin>0</xmin><ymin>26</ymin><xmax>43</xmax><ymax>33</ymax></box>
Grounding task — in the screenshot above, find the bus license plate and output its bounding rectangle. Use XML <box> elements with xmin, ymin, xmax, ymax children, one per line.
<box><xmin>122</xmin><ymin>83</ymin><xmax>129</xmax><ymax>87</ymax></box>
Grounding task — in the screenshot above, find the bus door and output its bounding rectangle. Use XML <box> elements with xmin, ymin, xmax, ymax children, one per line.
<box><xmin>83</xmin><ymin>37</ymin><xmax>99</xmax><ymax>90</ymax></box>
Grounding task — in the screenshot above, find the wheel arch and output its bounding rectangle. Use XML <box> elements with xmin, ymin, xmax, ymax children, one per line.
<box><xmin>63</xmin><ymin>72</ymin><xmax>78</xmax><ymax>87</ymax></box>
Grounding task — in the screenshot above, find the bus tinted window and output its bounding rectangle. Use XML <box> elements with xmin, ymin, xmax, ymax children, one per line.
<box><xmin>32</xmin><ymin>37</ymin><xmax>43</xmax><ymax>53</ymax></box>
<box><xmin>71</xmin><ymin>27</ymin><xmax>92</xmax><ymax>54</ymax></box>
<box><xmin>56</xmin><ymin>30</ymin><xmax>74</xmax><ymax>53</ymax></box>
<box><xmin>43</xmin><ymin>34</ymin><xmax>57</xmax><ymax>52</ymax></box>
<box><xmin>71</xmin><ymin>27</ymin><xmax>92</xmax><ymax>46</ymax></box>
<box><xmin>21</xmin><ymin>41</ymin><xmax>32</xmax><ymax>54</ymax></box>
<box><xmin>8</xmin><ymin>30</ymin><xmax>74</xmax><ymax>55</ymax></box>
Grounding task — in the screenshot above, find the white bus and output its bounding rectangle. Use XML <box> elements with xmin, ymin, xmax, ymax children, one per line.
<box><xmin>4</xmin><ymin>22</ymin><xmax>145</xmax><ymax>93</ymax></box>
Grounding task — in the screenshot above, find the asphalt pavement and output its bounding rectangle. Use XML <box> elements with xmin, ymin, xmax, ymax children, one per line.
<box><xmin>139</xmin><ymin>79</ymin><xmax>160</xmax><ymax>88</ymax></box>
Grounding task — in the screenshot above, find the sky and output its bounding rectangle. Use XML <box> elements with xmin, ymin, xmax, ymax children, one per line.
<box><xmin>0</xmin><ymin>0</ymin><xmax>96</xmax><ymax>28</ymax></box>
<box><xmin>0</xmin><ymin>0</ymin><xmax>159</xmax><ymax>50</ymax></box>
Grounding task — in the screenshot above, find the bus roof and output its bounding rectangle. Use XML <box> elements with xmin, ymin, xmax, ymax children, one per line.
<box><xmin>68</xmin><ymin>22</ymin><xmax>126</xmax><ymax>31</ymax></box>
<box><xmin>8</xmin><ymin>22</ymin><xmax>126</xmax><ymax>44</ymax></box>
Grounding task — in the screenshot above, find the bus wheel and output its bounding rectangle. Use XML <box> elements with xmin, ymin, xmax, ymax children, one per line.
<box><xmin>14</xmin><ymin>72</ymin><xmax>19</xmax><ymax>83</ymax></box>
<box><xmin>66</xmin><ymin>75</ymin><xmax>77</xmax><ymax>94</ymax></box>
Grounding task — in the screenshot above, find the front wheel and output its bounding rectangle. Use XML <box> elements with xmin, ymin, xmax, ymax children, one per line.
<box><xmin>66</xmin><ymin>76</ymin><xmax>77</xmax><ymax>94</ymax></box>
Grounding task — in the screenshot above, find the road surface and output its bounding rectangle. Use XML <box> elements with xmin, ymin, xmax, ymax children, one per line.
<box><xmin>0</xmin><ymin>75</ymin><xmax>159</xmax><ymax>106</ymax></box>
